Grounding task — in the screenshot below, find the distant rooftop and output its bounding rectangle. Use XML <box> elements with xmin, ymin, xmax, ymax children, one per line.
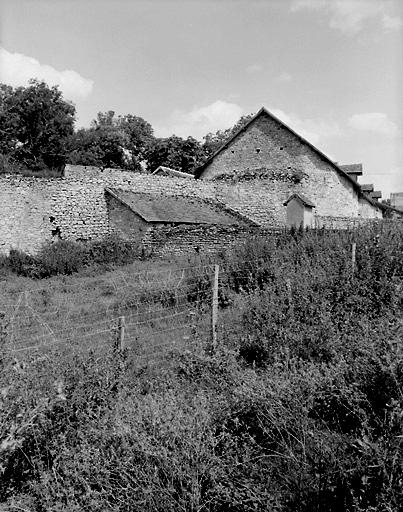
<box><xmin>339</xmin><ymin>163</ymin><xmax>363</xmax><ymax>175</ymax></box>
<box><xmin>152</xmin><ymin>166</ymin><xmax>194</xmax><ymax>179</ymax></box>
<box><xmin>361</xmin><ymin>184</ymin><xmax>374</xmax><ymax>193</ymax></box>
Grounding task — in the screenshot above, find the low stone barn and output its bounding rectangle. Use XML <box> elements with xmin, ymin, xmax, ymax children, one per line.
<box><xmin>105</xmin><ymin>188</ymin><xmax>257</xmax><ymax>256</ymax></box>
<box><xmin>195</xmin><ymin>107</ymin><xmax>382</xmax><ymax>228</ymax></box>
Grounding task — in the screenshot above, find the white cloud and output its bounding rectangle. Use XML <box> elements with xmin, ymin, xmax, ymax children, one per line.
<box><xmin>246</xmin><ymin>63</ymin><xmax>263</xmax><ymax>74</ymax></box>
<box><xmin>291</xmin><ymin>0</ymin><xmax>402</xmax><ymax>35</ymax></box>
<box><xmin>382</xmin><ymin>13</ymin><xmax>403</xmax><ymax>31</ymax></box>
<box><xmin>276</xmin><ymin>72</ymin><xmax>292</xmax><ymax>82</ymax></box>
<box><xmin>348</xmin><ymin>112</ymin><xmax>399</xmax><ymax>137</ymax></box>
<box><xmin>0</xmin><ymin>47</ymin><xmax>94</xmax><ymax>100</ymax></box>
<box><xmin>271</xmin><ymin>108</ymin><xmax>341</xmax><ymax>147</ymax></box>
<box><xmin>155</xmin><ymin>100</ymin><xmax>244</xmax><ymax>140</ymax></box>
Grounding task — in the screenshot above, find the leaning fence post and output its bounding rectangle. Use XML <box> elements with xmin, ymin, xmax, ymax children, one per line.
<box><xmin>351</xmin><ymin>242</ymin><xmax>356</xmax><ymax>274</ymax></box>
<box><xmin>211</xmin><ymin>265</ymin><xmax>219</xmax><ymax>353</ymax></box>
<box><xmin>117</xmin><ymin>316</ymin><xmax>126</xmax><ymax>352</ymax></box>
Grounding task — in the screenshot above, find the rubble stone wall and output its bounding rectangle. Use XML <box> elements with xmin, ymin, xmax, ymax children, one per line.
<box><xmin>0</xmin><ymin>160</ymin><xmax>383</xmax><ymax>255</ymax></box>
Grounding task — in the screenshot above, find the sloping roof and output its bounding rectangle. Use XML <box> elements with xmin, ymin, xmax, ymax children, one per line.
<box><xmin>361</xmin><ymin>184</ymin><xmax>374</xmax><ymax>192</ymax></box>
<box><xmin>370</xmin><ymin>191</ymin><xmax>382</xmax><ymax>199</ymax></box>
<box><xmin>194</xmin><ymin>107</ymin><xmax>380</xmax><ymax>211</ymax></box>
<box><xmin>339</xmin><ymin>163</ymin><xmax>363</xmax><ymax>175</ymax></box>
<box><xmin>152</xmin><ymin>166</ymin><xmax>194</xmax><ymax>179</ymax></box>
<box><xmin>284</xmin><ymin>193</ymin><xmax>315</xmax><ymax>208</ymax></box>
<box><xmin>105</xmin><ymin>188</ymin><xmax>239</xmax><ymax>225</ymax></box>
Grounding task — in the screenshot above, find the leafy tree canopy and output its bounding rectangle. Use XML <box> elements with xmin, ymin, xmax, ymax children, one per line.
<box><xmin>69</xmin><ymin>110</ymin><xmax>155</xmax><ymax>171</ymax></box>
<box><xmin>145</xmin><ymin>135</ymin><xmax>207</xmax><ymax>175</ymax></box>
<box><xmin>0</xmin><ymin>80</ymin><xmax>75</xmax><ymax>171</ymax></box>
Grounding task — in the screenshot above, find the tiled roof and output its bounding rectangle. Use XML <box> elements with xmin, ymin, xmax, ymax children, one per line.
<box><xmin>106</xmin><ymin>188</ymin><xmax>239</xmax><ymax>225</ymax></box>
<box><xmin>284</xmin><ymin>193</ymin><xmax>316</xmax><ymax>208</ymax></box>
<box><xmin>340</xmin><ymin>164</ymin><xmax>363</xmax><ymax>175</ymax></box>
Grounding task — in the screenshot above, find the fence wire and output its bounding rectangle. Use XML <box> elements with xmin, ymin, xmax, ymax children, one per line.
<box><xmin>1</xmin><ymin>246</ymin><xmax>359</xmax><ymax>363</ymax></box>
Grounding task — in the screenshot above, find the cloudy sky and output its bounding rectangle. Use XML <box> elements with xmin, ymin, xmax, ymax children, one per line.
<box><xmin>1</xmin><ymin>0</ymin><xmax>402</xmax><ymax>197</ymax></box>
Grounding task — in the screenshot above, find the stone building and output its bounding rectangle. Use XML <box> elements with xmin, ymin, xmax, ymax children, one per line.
<box><xmin>390</xmin><ymin>192</ymin><xmax>403</xmax><ymax>211</ymax></box>
<box><xmin>105</xmin><ymin>188</ymin><xmax>257</xmax><ymax>255</ymax></box>
<box><xmin>283</xmin><ymin>193</ymin><xmax>315</xmax><ymax>229</ymax></box>
<box><xmin>0</xmin><ymin>106</ymin><xmax>385</xmax><ymax>256</ymax></box>
<box><xmin>195</xmin><ymin>107</ymin><xmax>382</xmax><ymax>228</ymax></box>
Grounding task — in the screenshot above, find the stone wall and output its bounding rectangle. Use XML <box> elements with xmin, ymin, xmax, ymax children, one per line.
<box><xmin>142</xmin><ymin>224</ymin><xmax>271</xmax><ymax>258</ymax></box>
<box><xmin>0</xmin><ymin>160</ymin><xmax>383</xmax><ymax>255</ymax></box>
<box><xmin>0</xmin><ymin>166</ymin><xmax>217</xmax><ymax>255</ymax></box>
<box><xmin>106</xmin><ymin>193</ymin><xmax>151</xmax><ymax>240</ymax></box>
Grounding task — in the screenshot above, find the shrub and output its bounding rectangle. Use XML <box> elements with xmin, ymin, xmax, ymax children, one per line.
<box><xmin>3</xmin><ymin>236</ymin><xmax>140</xmax><ymax>278</ymax></box>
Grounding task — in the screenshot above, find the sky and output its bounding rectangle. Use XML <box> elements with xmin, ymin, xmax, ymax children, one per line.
<box><xmin>1</xmin><ymin>0</ymin><xmax>402</xmax><ymax>197</ymax></box>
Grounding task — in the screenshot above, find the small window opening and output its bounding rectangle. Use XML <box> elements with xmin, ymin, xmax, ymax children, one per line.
<box><xmin>49</xmin><ymin>216</ymin><xmax>55</xmax><ymax>223</ymax></box>
<box><xmin>51</xmin><ymin>226</ymin><xmax>61</xmax><ymax>238</ymax></box>
<box><xmin>256</xmin><ymin>148</ymin><xmax>261</xmax><ymax>153</ymax></box>
<box><xmin>231</xmin><ymin>150</ymin><xmax>235</xmax><ymax>154</ymax></box>
<box><xmin>279</xmin><ymin>147</ymin><xmax>284</xmax><ymax>150</ymax></box>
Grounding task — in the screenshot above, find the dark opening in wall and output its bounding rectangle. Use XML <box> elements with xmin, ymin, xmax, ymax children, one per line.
<box><xmin>256</xmin><ymin>148</ymin><xmax>261</xmax><ymax>153</ymax></box>
<box><xmin>51</xmin><ymin>226</ymin><xmax>61</xmax><ymax>238</ymax></box>
<box><xmin>231</xmin><ymin>150</ymin><xmax>235</xmax><ymax>154</ymax></box>
<box><xmin>280</xmin><ymin>147</ymin><xmax>284</xmax><ymax>150</ymax></box>
<box><xmin>49</xmin><ymin>216</ymin><xmax>55</xmax><ymax>223</ymax></box>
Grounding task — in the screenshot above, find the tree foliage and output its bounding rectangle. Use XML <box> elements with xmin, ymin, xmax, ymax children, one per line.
<box><xmin>146</xmin><ymin>135</ymin><xmax>207</xmax><ymax>174</ymax></box>
<box><xmin>68</xmin><ymin>111</ymin><xmax>154</xmax><ymax>171</ymax></box>
<box><xmin>0</xmin><ymin>80</ymin><xmax>75</xmax><ymax>171</ymax></box>
<box><xmin>0</xmin><ymin>80</ymin><xmax>256</xmax><ymax>175</ymax></box>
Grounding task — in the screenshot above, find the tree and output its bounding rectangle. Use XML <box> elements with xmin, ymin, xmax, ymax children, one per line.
<box><xmin>0</xmin><ymin>80</ymin><xmax>75</xmax><ymax>170</ymax></box>
<box><xmin>145</xmin><ymin>135</ymin><xmax>207</xmax><ymax>174</ymax></box>
<box><xmin>68</xmin><ymin>111</ymin><xmax>155</xmax><ymax>171</ymax></box>
<box><xmin>68</xmin><ymin>120</ymin><xmax>130</xmax><ymax>170</ymax></box>
<box><xmin>202</xmin><ymin>113</ymin><xmax>255</xmax><ymax>157</ymax></box>
<box><xmin>117</xmin><ymin>114</ymin><xmax>154</xmax><ymax>171</ymax></box>
<box><xmin>68</xmin><ymin>127</ymin><xmax>129</xmax><ymax>169</ymax></box>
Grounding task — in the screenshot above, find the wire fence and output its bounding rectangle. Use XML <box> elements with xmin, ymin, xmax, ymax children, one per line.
<box><xmin>0</xmin><ymin>241</ymin><xmax>360</xmax><ymax>365</ymax></box>
<box><xmin>0</xmin><ymin>263</ymin><xmax>221</xmax><ymax>366</ymax></box>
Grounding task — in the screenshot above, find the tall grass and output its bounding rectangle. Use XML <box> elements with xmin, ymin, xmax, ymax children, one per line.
<box><xmin>1</xmin><ymin>222</ymin><xmax>402</xmax><ymax>511</ymax></box>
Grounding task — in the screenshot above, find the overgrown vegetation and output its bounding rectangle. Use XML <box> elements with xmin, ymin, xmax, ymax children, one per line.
<box><xmin>1</xmin><ymin>223</ymin><xmax>402</xmax><ymax>511</ymax></box>
<box><xmin>0</xmin><ymin>236</ymin><xmax>140</xmax><ymax>278</ymax></box>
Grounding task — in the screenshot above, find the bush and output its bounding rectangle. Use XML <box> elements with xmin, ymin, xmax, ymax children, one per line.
<box><xmin>3</xmin><ymin>236</ymin><xmax>140</xmax><ymax>278</ymax></box>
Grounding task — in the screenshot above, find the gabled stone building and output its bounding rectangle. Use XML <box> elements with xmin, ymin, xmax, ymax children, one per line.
<box><xmin>195</xmin><ymin>107</ymin><xmax>382</xmax><ymax>228</ymax></box>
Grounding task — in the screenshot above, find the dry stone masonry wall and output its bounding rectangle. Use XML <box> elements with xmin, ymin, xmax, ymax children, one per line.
<box><xmin>0</xmin><ymin>152</ymin><xmax>382</xmax><ymax>255</ymax></box>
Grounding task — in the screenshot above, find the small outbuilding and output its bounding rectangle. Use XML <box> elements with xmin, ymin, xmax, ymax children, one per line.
<box><xmin>284</xmin><ymin>193</ymin><xmax>315</xmax><ymax>229</ymax></box>
<box><xmin>105</xmin><ymin>187</ymin><xmax>252</xmax><ymax>255</ymax></box>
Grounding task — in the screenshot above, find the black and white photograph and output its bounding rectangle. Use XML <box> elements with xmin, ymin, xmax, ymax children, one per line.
<box><xmin>0</xmin><ymin>0</ymin><xmax>402</xmax><ymax>510</ymax></box>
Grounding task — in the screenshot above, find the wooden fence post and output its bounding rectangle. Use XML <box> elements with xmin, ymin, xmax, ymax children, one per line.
<box><xmin>211</xmin><ymin>265</ymin><xmax>219</xmax><ymax>353</ymax></box>
<box><xmin>286</xmin><ymin>278</ymin><xmax>293</xmax><ymax>316</ymax></box>
<box><xmin>351</xmin><ymin>242</ymin><xmax>356</xmax><ymax>274</ymax></box>
<box><xmin>117</xmin><ymin>315</ymin><xmax>126</xmax><ymax>352</ymax></box>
